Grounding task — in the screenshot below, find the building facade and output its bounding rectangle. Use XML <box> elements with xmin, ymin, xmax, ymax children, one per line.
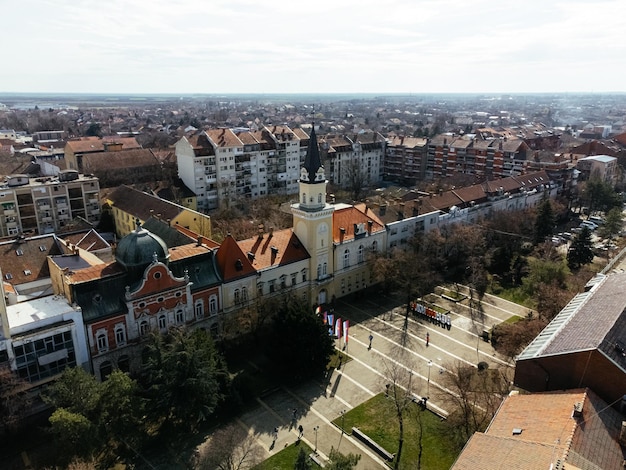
<box><xmin>0</xmin><ymin>171</ymin><xmax>100</xmax><ymax>236</ymax></box>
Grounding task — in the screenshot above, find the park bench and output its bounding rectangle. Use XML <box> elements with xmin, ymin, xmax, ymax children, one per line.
<box><xmin>352</xmin><ymin>427</ymin><xmax>395</xmax><ymax>461</ymax></box>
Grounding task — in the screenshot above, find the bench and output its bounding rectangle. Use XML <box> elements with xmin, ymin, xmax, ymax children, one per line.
<box><xmin>309</xmin><ymin>452</ymin><xmax>325</xmax><ymax>468</ymax></box>
<box><xmin>352</xmin><ymin>427</ymin><xmax>395</xmax><ymax>462</ymax></box>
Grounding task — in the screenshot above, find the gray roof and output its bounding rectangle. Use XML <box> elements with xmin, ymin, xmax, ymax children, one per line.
<box><xmin>519</xmin><ymin>272</ymin><xmax>626</xmax><ymax>363</ymax></box>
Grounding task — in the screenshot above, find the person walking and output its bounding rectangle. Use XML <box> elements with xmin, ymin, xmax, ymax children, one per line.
<box><xmin>298</xmin><ymin>424</ymin><xmax>304</xmax><ymax>439</ymax></box>
<box><xmin>426</xmin><ymin>332</ymin><xmax>430</xmax><ymax>347</ymax></box>
<box><xmin>368</xmin><ymin>334</ymin><xmax>373</xmax><ymax>350</ymax></box>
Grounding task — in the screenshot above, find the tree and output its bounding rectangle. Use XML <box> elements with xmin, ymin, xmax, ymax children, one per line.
<box><xmin>439</xmin><ymin>362</ymin><xmax>511</xmax><ymax>451</ymax></box>
<box><xmin>294</xmin><ymin>448</ymin><xmax>312</xmax><ymax>470</ymax></box>
<box><xmin>382</xmin><ymin>356</ymin><xmax>418</xmax><ymax>470</ymax></box>
<box><xmin>141</xmin><ymin>327</ymin><xmax>230</xmax><ymax>433</ymax></box>
<box><xmin>265</xmin><ymin>296</ymin><xmax>334</xmax><ymax>382</ymax></box>
<box><xmin>49</xmin><ymin>408</ymin><xmax>97</xmax><ymax>459</ymax></box>
<box><xmin>344</xmin><ymin>157</ymin><xmax>368</xmax><ymax>201</ymax></box>
<box><xmin>491</xmin><ymin>318</ymin><xmax>548</xmax><ymax>360</ymax></box>
<box><xmin>326</xmin><ymin>448</ymin><xmax>361</xmax><ymax>470</ymax></box>
<box><xmin>533</xmin><ymin>196</ymin><xmax>555</xmax><ymax>244</ymax></box>
<box><xmin>0</xmin><ymin>365</ymin><xmax>32</xmax><ymax>434</ymax></box>
<box><xmin>85</xmin><ymin>122</ymin><xmax>102</xmax><ymax>137</ymax></box>
<box><xmin>567</xmin><ymin>226</ymin><xmax>594</xmax><ymax>270</ymax></box>
<box><xmin>599</xmin><ymin>207</ymin><xmax>623</xmax><ymax>240</ymax></box>
<box><xmin>195</xmin><ymin>424</ymin><xmax>263</xmax><ymax>470</ymax></box>
<box><xmin>582</xmin><ymin>178</ymin><xmax>622</xmax><ymax>214</ymax></box>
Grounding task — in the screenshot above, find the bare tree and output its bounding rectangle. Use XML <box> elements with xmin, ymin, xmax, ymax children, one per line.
<box><xmin>382</xmin><ymin>355</ymin><xmax>419</xmax><ymax>470</ymax></box>
<box><xmin>438</xmin><ymin>361</ymin><xmax>511</xmax><ymax>451</ymax></box>
<box><xmin>195</xmin><ymin>423</ymin><xmax>263</xmax><ymax>470</ymax></box>
<box><xmin>344</xmin><ymin>157</ymin><xmax>368</xmax><ymax>201</ymax></box>
<box><xmin>0</xmin><ymin>364</ymin><xmax>32</xmax><ymax>434</ymax></box>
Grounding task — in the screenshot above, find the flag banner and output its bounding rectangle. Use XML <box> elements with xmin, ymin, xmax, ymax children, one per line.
<box><xmin>327</xmin><ymin>314</ymin><xmax>334</xmax><ymax>330</ymax></box>
<box><xmin>343</xmin><ymin>320</ymin><xmax>349</xmax><ymax>344</ymax></box>
<box><xmin>323</xmin><ymin>312</ymin><xmax>328</xmax><ymax>324</ymax></box>
<box><xmin>335</xmin><ymin>318</ymin><xmax>342</xmax><ymax>338</ymax></box>
<box><xmin>315</xmin><ymin>305</ymin><xmax>321</xmax><ymax>315</ymax></box>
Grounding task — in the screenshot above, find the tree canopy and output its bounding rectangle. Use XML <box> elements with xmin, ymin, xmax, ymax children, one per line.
<box><xmin>567</xmin><ymin>226</ymin><xmax>595</xmax><ymax>270</ymax></box>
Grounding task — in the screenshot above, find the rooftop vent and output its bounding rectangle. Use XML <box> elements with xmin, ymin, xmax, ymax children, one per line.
<box><xmin>247</xmin><ymin>252</ymin><xmax>255</xmax><ymax>262</ymax></box>
<box><xmin>572</xmin><ymin>402</ymin><xmax>583</xmax><ymax>418</ymax></box>
<box><xmin>512</xmin><ymin>428</ymin><xmax>522</xmax><ymax>436</ymax></box>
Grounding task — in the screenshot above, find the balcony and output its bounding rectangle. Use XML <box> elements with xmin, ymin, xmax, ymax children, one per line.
<box><xmin>41</xmin><ymin>216</ymin><xmax>53</xmax><ymax>222</ymax></box>
<box><xmin>3</xmin><ymin>209</ymin><xmax>16</xmax><ymax>216</ymax></box>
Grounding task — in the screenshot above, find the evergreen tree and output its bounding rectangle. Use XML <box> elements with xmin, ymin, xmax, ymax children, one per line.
<box><xmin>294</xmin><ymin>448</ymin><xmax>312</xmax><ymax>470</ymax></box>
<box><xmin>533</xmin><ymin>196</ymin><xmax>555</xmax><ymax>244</ymax></box>
<box><xmin>567</xmin><ymin>226</ymin><xmax>594</xmax><ymax>270</ymax></box>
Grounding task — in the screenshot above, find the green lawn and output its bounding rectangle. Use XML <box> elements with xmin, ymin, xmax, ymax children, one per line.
<box><xmin>332</xmin><ymin>394</ymin><xmax>457</xmax><ymax>470</ymax></box>
<box><xmin>253</xmin><ymin>442</ymin><xmax>318</xmax><ymax>470</ymax></box>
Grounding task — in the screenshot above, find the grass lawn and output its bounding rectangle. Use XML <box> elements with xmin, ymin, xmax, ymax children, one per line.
<box><xmin>333</xmin><ymin>394</ymin><xmax>457</xmax><ymax>470</ymax></box>
<box><xmin>253</xmin><ymin>441</ymin><xmax>318</xmax><ymax>470</ymax></box>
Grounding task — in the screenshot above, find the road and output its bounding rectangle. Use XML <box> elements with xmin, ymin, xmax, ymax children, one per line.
<box><xmin>236</xmin><ymin>287</ymin><xmax>521</xmax><ymax>469</ymax></box>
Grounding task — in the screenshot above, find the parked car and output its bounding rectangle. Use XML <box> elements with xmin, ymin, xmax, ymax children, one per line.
<box><xmin>581</xmin><ymin>221</ymin><xmax>598</xmax><ymax>230</ymax></box>
<box><xmin>589</xmin><ymin>216</ymin><xmax>605</xmax><ymax>225</ymax></box>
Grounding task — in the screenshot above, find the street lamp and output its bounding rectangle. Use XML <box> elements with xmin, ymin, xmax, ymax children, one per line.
<box><xmin>340</xmin><ymin>410</ymin><xmax>346</xmax><ymax>434</ymax></box>
<box><xmin>313</xmin><ymin>425</ymin><xmax>319</xmax><ymax>454</ymax></box>
<box><xmin>427</xmin><ymin>360</ymin><xmax>432</xmax><ymax>397</ymax></box>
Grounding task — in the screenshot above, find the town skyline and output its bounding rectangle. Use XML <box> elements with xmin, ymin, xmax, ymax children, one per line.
<box><xmin>2</xmin><ymin>0</ymin><xmax>625</xmax><ymax>95</ymax></box>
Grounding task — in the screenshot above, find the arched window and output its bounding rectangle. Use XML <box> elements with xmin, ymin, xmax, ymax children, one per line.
<box><xmin>209</xmin><ymin>323</ymin><xmax>219</xmax><ymax>339</ymax></box>
<box><xmin>139</xmin><ymin>320</ymin><xmax>149</xmax><ymax>336</ymax></box>
<box><xmin>118</xmin><ymin>355</ymin><xmax>130</xmax><ymax>373</ymax></box>
<box><xmin>301</xmin><ymin>269</ymin><xmax>307</xmax><ymax>282</ymax></box>
<box><xmin>242</xmin><ymin>286</ymin><xmax>248</xmax><ymax>302</ymax></box>
<box><xmin>195</xmin><ymin>300</ymin><xmax>204</xmax><ymax>319</ymax></box>
<box><xmin>115</xmin><ymin>325</ymin><xmax>126</xmax><ymax>346</ymax></box>
<box><xmin>302</xmin><ymin>193</ymin><xmax>306</xmax><ymax>203</ymax></box>
<box><xmin>234</xmin><ymin>289</ymin><xmax>241</xmax><ymax>304</ymax></box>
<box><xmin>343</xmin><ymin>249</ymin><xmax>350</xmax><ymax>268</ymax></box>
<box><xmin>371</xmin><ymin>240</ymin><xmax>378</xmax><ymax>252</ymax></box>
<box><xmin>318</xmin><ymin>193</ymin><xmax>322</xmax><ymax>203</ymax></box>
<box><xmin>358</xmin><ymin>244</ymin><xmax>364</xmax><ymax>263</ymax></box>
<box><xmin>317</xmin><ymin>264</ymin><xmax>322</xmax><ymax>279</ymax></box>
<box><xmin>158</xmin><ymin>314</ymin><xmax>167</xmax><ymax>330</ymax></box>
<box><xmin>96</xmin><ymin>330</ymin><xmax>108</xmax><ymax>353</ymax></box>
<box><xmin>175</xmin><ymin>309</ymin><xmax>184</xmax><ymax>324</ymax></box>
<box><xmin>323</xmin><ymin>262</ymin><xmax>327</xmax><ymax>275</ymax></box>
<box><xmin>100</xmin><ymin>361</ymin><xmax>113</xmax><ymax>380</ymax></box>
<box><xmin>209</xmin><ymin>295</ymin><xmax>218</xmax><ymax>315</ymax></box>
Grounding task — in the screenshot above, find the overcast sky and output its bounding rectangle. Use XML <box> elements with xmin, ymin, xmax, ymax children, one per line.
<box><xmin>2</xmin><ymin>0</ymin><xmax>625</xmax><ymax>94</ymax></box>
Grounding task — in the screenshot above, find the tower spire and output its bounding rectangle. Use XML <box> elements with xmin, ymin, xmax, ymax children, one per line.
<box><xmin>302</xmin><ymin>124</ymin><xmax>322</xmax><ymax>182</ymax></box>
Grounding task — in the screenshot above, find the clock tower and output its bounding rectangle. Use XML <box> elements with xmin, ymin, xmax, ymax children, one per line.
<box><xmin>291</xmin><ymin>126</ymin><xmax>335</xmax><ymax>305</ymax></box>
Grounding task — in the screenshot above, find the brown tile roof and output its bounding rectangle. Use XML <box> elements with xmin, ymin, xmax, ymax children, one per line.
<box><xmin>65</xmin><ymin>137</ymin><xmax>140</xmax><ymax>154</ymax></box>
<box><xmin>387</xmin><ymin>136</ymin><xmax>428</xmax><ymax>148</ymax></box>
<box><xmin>81</xmin><ymin>148</ymin><xmax>159</xmax><ymax>172</ymax></box>
<box><xmin>215</xmin><ymin>234</ymin><xmax>256</xmax><ymax>282</ymax></box>
<box><xmin>237</xmin><ymin>229</ymin><xmax>309</xmax><ymax>270</ymax></box>
<box><xmin>453</xmin><ymin>389</ymin><xmax>626</xmax><ymax>469</ymax></box>
<box><xmin>173</xmin><ymin>225</ymin><xmax>220</xmax><ymax>249</ymax></box>
<box><xmin>186</xmin><ymin>133</ymin><xmax>215</xmax><ymax>156</ymax></box>
<box><xmin>107</xmin><ymin>185</ymin><xmax>185</xmax><ymax>222</ymax></box>
<box><xmin>332</xmin><ymin>205</ymin><xmax>385</xmax><ymax>243</ymax></box>
<box><xmin>63</xmin><ymin>261</ymin><xmax>124</xmax><ymax>284</ymax></box>
<box><xmin>291</xmin><ymin>128</ymin><xmax>310</xmax><ymax>142</ymax></box>
<box><xmin>168</xmin><ymin>243</ymin><xmax>213</xmax><ymax>262</ymax></box>
<box><xmin>62</xmin><ymin>229</ymin><xmax>110</xmax><ymax>252</ymax></box>
<box><xmin>0</xmin><ymin>234</ymin><xmax>62</xmax><ymax>285</ymax></box>
<box><xmin>205</xmin><ymin>129</ymin><xmax>243</xmax><ymax>148</ymax></box>
<box><xmin>234</xmin><ymin>131</ymin><xmax>259</xmax><ymax>145</ymax></box>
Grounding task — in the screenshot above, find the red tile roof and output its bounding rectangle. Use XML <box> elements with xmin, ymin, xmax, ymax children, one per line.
<box><xmin>332</xmin><ymin>205</ymin><xmax>385</xmax><ymax>243</ymax></box>
<box><xmin>215</xmin><ymin>234</ymin><xmax>256</xmax><ymax>282</ymax></box>
<box><xmin>237</xmin><ymin>229</ymin><xmax>309</xmax><ymax>270</ymax></box>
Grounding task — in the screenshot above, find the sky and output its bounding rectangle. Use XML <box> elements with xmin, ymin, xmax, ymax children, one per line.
<box><xmin>2</xmin><ymin>0</ymin><xmax>625</xmax><ymax>95</ymax></box>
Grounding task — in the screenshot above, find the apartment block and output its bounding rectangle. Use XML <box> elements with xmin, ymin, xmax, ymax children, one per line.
<box><xmin>0</xmin><ymin>170</ymin><xmax>100</xmax><ymax>236</ymax></box>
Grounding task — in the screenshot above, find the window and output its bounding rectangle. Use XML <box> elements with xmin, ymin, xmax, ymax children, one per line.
<box><xmin>100</xmin><ymin>361</ymin><xmax>113</xmax><ymax>380</ymax></box>
<box><xmin>291</xmin><ymin>273</ymin><xmax>297</xmax><ymax>286</ymax></box>
<box><xmin>195</xmin><ymin>300</ymin><xmax>204</xmax><ymax>318</ymax></box>
<box><xmin>209</xmin><ymin>323</ymin><xmax>219</xmax><ymax>339</ymax></box>
<box><xmin>371</xmin><ymin>240</ymin><xmax>378</xmax><ymax>252</ymax></box>
<box><xmin>234</xmin><ymin>289</ymin><xmax>241</xmax><ymax>304</ymax></box>
<box><xmin>269</xmin><ymin>280</ymin><xmax>276</xmax><ymax>293</ymax></box>
<box><xmin>280</xmin><ymin>275</ymin><xmax>287</xmax><ymax>289</ymax></box>
<box><xmin>158</xmin><ymin>314</ymin><xmax>167</xmax><ymax>330</ymax></box>
<box><xmin>257</xmin><ymin>282</ymin><xmax>264</xmax><ymax>296</ymax></box>
<box><xmin>175</xmin><ymin>309</ymin><xmax>184</xmax><ymax>324</ymax></box>
<box><xmin>301</xmin><ymin>269</ymin><xmax>307</xmax><ymax>282</ymax></box>
<box><xmin>318</xmin><ymin>193</ymin><xmax>322</xmax><ymax>203</ymax></box>
<box><xmin>323</xmin><ymin>262</ymin><xmax>327</xmax><ymax>276</ymax></box>
<box><xmin>358</xmin><ymin>245</ymin><xmax>364</xmax><ymax>263</ymax></box>
<box><xmin>115</xmin><ymin>325</ymin><xmax>126</xmax><ymax>346</ymax></box>
<box><xmin>209</xmin><ymin>295</ymin><xmax>218</xmax><ymax>314</ymax></box>
<box><xmin>343</xmin><ymin>249</ymin><xmax>350</xmax><ymax>268</ymax></box>
<box><xmin>139</xmin><ymin>320</ymin><xmax>149</xmax><ymax>336</ymax></box>
<box><xmin>317</xmin><ymin>264</ymin><xmax>322</xmax><ymax>279</ymax></box>
<box><xmin>302</xmin><ymin>193</ymin><xmax>306</xmax><ymax>203</ymax></box>
<box><xmin>242</xmin><ymin>286</ymin><xmax>248</xmax><ymax>302</ymax></box>
<box><xmin>96</xmin><ymin>330</ymin><xmax>108</xmax><ymax>353</ymax></box>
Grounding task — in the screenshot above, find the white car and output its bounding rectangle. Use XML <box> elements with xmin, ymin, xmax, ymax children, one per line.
<box><xmin>580</xmin><ymin>221</ymin><xmax>598</xmax><ymax>230</ymax></box>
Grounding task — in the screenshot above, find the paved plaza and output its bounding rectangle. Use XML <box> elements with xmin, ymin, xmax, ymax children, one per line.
<box><xmin>239</xmin><ymin>287</ymin><xmax>526</xmax><ymax>469</ymax></box>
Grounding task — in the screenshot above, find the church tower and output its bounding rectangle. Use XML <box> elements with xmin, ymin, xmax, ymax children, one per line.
<box><xmin>291</xmin><ymin>126</ymin><xmax>335</xmax><ymax>305</ymax></box>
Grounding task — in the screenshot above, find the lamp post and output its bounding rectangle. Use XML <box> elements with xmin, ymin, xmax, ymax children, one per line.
<box><xmin>427</xmin><ymin>360</ymin><xmax>432</xmax><ymax>397</ymax></box>
<box><xmin>340</xmin><ymin>410</ymin><xmax>346</xmax><ymax>434</ymax></box>
<box><xmin>314</xmin><ymin>425</ymin><xmax>319</xmax><ymax>454</ymax></box>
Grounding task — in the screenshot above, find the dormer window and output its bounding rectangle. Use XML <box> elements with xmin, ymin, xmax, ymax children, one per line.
<box><xmin>235</xmin><ymin>259</ymin><xmax>243</xmax><ymax>271</ymax></box>
<box><xmin>5</xmin><ymin>273</ymin><xmax>13</xmax><ymax>280</ymax></box>
<box><xmin>23</xmin><ymin>269</ymin><xmax>32</xmax><ymax>276</ymax></box>
<box><xmin>15</xmin><ymin>249</ymin><xmax>23</xmax><ymax>256</ymax></box>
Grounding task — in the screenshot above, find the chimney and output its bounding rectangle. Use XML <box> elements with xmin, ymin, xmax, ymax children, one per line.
<box><xmin>354</xmin><ymin>223</ymin><xmax>359</xmax><ymax>235</ymax></box>
<box><xmin>412</xmin><ymin>205</ymin><xmax>419</xmax><ymax>217</ymax></box>
<box><xmin>340</xmin><ymin>227</ymin><xmax>346</xmax><ymax>242</ymax></box>
<box><xmin>247</xmin><ymin>251</ymin><xmax>255</xmax><ymax>262</ymax></box>
<box><xmin>572</xmin><ymin>402</ymin><xmax>583</xmax><ymax>418</ymax></box>
<box><xmin>269</xmin><ymin>227</ymin><xmax>274</xmax><ymax>238</ymax></box>
<box><xmin>197</xmin><ymin>235</ymin><xmax>202</xmax><ymax>247</ymax></box>
<box><xmin>367</xmin><ymin>220</ymin><xmax>373</xmax><ymax>234</ymax></box>
<box><xmin>258</xmin><ymin>224</ymin><xmax>264</xmax><ymax>239</ymax></box>
<box><xmin>270</xmin><ymin>246</ymin><xmax>278</xmax><ymax>262</ymax></box>
<box><xmin>620</xmin><ymin>422</ymin><xmax>626</xmax><ymax>447</ymax></box>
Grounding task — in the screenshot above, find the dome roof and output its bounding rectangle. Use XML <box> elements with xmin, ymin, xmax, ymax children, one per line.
<box><xmin>116</xmin><ymin>220</ymin><xmax>169</xmax><ymax>270</ymax></box>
